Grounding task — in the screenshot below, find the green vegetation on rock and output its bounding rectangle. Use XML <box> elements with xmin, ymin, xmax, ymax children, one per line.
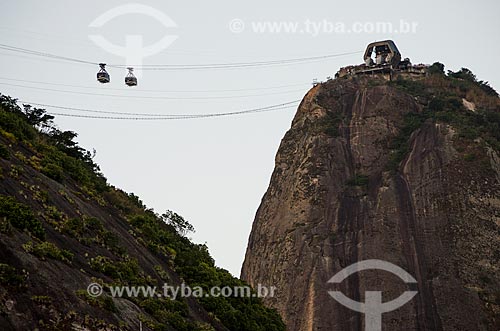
<box><xmin>388</xmin><ymin>66</ymin><xmax>500</xmax><ymax>171</ymax></box>
<box><xmin>346</xmin><ymin>174</ymin><xmax>369</xmax><ymax>187</ymax></box>
<box><xmin>23</xmin><ymin>240</ymin><xmax>74</xmax><ymax>262</ymax></box>
<box><xmin>0</xmin><ymin>263</ymin><xmax>26</xmax><ymax>287</ymax></box>
<box><xmin>0</xmin><ymin>194</ymin><xmax>45</xmax><ymax>239</ymax></box>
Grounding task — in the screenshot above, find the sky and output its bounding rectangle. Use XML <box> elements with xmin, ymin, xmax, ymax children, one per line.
<box><xmin>1</xmin><ymin>0</ymin><xmax>499</xmax><ymax>276</ymax></box>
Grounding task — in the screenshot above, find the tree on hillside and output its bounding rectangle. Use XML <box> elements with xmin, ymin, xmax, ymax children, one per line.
<box><xmin>22</xmin><ymin>104</ymin><xmax>54</xmax><ymax>131</ymax></box>
<box><xmin>428</xmin><ymin>62</ymin><xmax>445</xmax><ymax>75</ymax></box>
<box><xmin>161</xmin><ymin>210</ymin><xmax>195</xmax><ymax>236</ymax></box>
<box><xmin>448</xmin><ymin>67</ymin><xmax>477</xmax><ymax>82</ymax></box>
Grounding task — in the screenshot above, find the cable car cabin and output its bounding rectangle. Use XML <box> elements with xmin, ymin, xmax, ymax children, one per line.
<box><xmin>97</xmin><ymin>63</ymin><xmax>110</xmax><ymax>83</ymax></box>
<box><xmin>97</xmin><ymin>71</ymin><xmax>110</xmax><ymax>83</ymax></box>
<box><xmin>125</xmin><ymin>76</ymin><xmax>137</xmax><ymax>86</ymax></box>
<box><xmin>125</xmin><ymin>67</ymin><xmax>137</xmax><ymax>86</ymax></box>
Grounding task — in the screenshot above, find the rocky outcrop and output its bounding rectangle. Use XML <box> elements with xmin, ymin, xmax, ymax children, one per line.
<box><xmin>241</xmin><ymin>76</ymin><xmax>500</xmax><ymax>331</ymax></box>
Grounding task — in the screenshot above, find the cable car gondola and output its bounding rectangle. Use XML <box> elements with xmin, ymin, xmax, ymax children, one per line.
<box><xmin>125</xmin><ymin>67</ymin><xmax>137</xmax><ymax>86</ymax></box>
<box><xmin>97</xmin><ymin>63</ymin><xmax>110</xmax><ymax>84</ymax></box>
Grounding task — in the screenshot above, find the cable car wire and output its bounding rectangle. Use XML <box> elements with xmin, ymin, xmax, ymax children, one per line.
<box><xmin>0</xmin><ymin>76</ymin><xmax>308</xmax><ymax>93</ymax></box>
<box><xmin>42</xmin><ymin>106</ymin><xmax>296</xmax><ymax>120</ymax></box>
<box><xmin>0</xmin><ymin>43</ymin><xmax>360</xmax><ymax>70</ymax></box>
<box><xmin>0</xmin><ymin>44</ymin><xmax>96</xmax><ymax>66</ymax></box>
<box><xmin>0</xmin><ymin>82</ymin><xmax>305</xmax><ymax>100</ymax></box>
<box><xmin>18</xmin><ymin>100</ymin><xmax>300</xmax><ymax>119</ymax></box>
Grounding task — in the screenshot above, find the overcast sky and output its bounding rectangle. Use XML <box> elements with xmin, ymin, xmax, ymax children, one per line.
<box><xmin>1</xmin><ymin>0</ymin><xmax>499</xmax><ymax>276</ymax></box>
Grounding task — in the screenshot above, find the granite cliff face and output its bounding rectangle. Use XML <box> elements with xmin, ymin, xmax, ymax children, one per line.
<box><xmin>241</xmin><ymin>73</ymin><xmax>500</xmax><ymax>331</ymax></box>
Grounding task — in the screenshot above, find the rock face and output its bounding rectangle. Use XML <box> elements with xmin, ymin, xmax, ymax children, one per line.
<box><xmin>241</xmin><ymin>75</ymin><xmax>500</xmax><ymax>331</ymax></box>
